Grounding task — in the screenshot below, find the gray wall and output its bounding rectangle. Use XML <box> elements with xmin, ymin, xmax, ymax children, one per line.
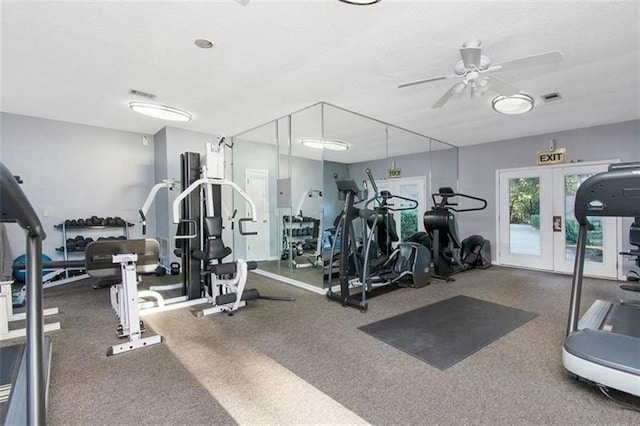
<box><xmin>458</xmin><ymin>119</ymin><xmax>640</xmax><ymax>261</ymax></box>
<box><xmin>349</xmin><ymin>148</ymin><xmax>459</xmax><ymax>208</ymax></box>
<box><xmin>0</xmin><ymin>112</ymin><xmax>155</xmax><ymax>260</ymax></box>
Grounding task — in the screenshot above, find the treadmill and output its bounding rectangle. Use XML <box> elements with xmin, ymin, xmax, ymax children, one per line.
<box><xmin>0</xmin><ymin>162</ymin><xmax>51</xmax><ymax>425</ymax></box>
<box><xmin>563</xmin><ymin>162</ymin><xmax>640</xmax><ymax>397</ymax></box>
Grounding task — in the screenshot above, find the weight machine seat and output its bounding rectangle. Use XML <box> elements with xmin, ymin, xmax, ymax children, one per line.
<box><xmin>85</xmin><ymin>239</ymin><xmax>159</xmax><ymax>278</ymax></box>
<box><xmin>204</xmin><ymin>216</ymin><xmax>232</xmax><ymax>260</ymax></box>
<box><xmin>424</xmin><ymin>210</ymin><xmax>461</xmax><ymax>249</ymax></box>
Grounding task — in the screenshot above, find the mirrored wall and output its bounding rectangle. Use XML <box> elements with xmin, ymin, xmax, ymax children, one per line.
<box><xmin>231</xmin><ymin>102</ymin><xmax>458</xmax><ymax>289</ymax></box>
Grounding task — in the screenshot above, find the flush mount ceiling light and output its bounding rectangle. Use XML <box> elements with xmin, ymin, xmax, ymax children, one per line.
<box><xmin>300</xmin><ymin>138</ymin><xmax>350</xmax><ymax>151</ymax></box>
<box><xmin>338</xmin><ymin>0</ymin><xmax>380</xmax><ymax>5</ymax></box>
<box><xmin>129</xmin><ymin>101</ymin><xmax>192</xmax><ymax>122</ymax></box>
<box><xmin>491</xmin><ymin>93</ymin><xmax>534</xmax><ymax>115</ymax></box>
<box><xmin>194</xmin><ymin>38</ymin><xmax>215</xmax><ymax>49</ymax></box>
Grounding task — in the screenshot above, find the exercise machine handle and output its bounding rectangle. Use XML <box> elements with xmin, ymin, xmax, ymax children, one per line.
<box><xmin>238</xmin><ymin>218</ymin><xmax>258</xmax><ymax>236</ymax></box>
<box><xmin>387</xmin><ymin>194</ymin><xmax>419</xmax><ymax>211</ymax></box>
<box><xmin>432</xmin><ymin>190</ymin><xmax>487</xmax><ymax>213</ymax></box>
<box><xmin>174</xmin><ymin>219</ymin><xmax>198</xmax><ymax>240</ymax></box>
<box><xmin>138</xmin><ymin>209</ymin><xmax>146</xmax><ymax>235</ymax></box>
<box><xmin>365</xmin><ymin>168</ymin><xmax>379</xmax><ymax>195</ymax></box>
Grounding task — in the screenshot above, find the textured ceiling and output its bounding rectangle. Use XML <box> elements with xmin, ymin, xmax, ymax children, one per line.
<box><xmin>1</xmin><ymin>1</ymin><xmax>639</xmax><ymax>162</ymax></box>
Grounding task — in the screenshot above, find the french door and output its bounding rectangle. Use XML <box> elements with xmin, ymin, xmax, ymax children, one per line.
<box><xmin>497</xmin><ymin>161</ymin><xmax>618</xmax><ymax>278</ymax></box>
<box><xmin>376</xmin><ymin>176</ymin><xmax>427</xmax><ymax>244</ymax></box>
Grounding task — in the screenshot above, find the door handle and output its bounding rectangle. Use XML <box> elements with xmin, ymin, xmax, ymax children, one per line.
<box><xmin>553</xmin><ymin>215</ymin><xmax>562</xmax><ymax>232</ymax></box>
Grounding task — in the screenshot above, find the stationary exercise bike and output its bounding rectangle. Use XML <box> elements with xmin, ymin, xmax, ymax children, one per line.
<box><xmin>413</xmin><ymin>187</ymin><xmax>491</xmax><ymax>281</ymax></box>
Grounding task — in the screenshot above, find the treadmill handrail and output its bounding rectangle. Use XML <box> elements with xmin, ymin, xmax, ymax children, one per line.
<box><xmin>0</xmin><ymin>163</ymin><xmax>46</xmax><ymax>239</ymax></box>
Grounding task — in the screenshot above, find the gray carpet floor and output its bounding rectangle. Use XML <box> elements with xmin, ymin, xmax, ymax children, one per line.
<box><xmin>4</xmin><ymin>266</ymin><xmax>640</xmax><ymax>424</ymax></box>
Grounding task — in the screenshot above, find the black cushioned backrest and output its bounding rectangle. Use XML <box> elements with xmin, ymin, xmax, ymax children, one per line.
<box><xmin>204</xmin><ymin>216</ymin><xmax>223</xmax><ymax>238</ymax></box>
<box><xmin>203</xmin><ymin>216</ymin><xmax>232</xmax><ymax>260</ymax></box>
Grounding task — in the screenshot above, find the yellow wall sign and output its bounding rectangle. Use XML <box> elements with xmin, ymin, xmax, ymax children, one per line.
<box><xmin>537</xmin><ymin>148</ymin><xmax>566</xmax><ymax>165</ymax></box>
<box><xmin>388</xmin><ymin>168</ymin><xmax>401</xmax><ymax>178</ymax></box>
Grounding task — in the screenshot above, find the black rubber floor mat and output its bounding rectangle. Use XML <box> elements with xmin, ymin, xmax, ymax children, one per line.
<box><xmin>358</xmin><ymin>295</ymin><xmax>538</xmax><ymax>370</ymax></box>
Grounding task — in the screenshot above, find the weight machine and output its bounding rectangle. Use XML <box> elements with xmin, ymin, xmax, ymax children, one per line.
<box><xmin>171</xmin><ymin>137</ymin><xmax>293</xmax><ymax>316</ymax></box>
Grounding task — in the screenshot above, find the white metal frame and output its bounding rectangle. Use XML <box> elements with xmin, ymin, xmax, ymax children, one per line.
<box><xmin>0</xmin><ymin>280</ymin><xmax>60</xmax><ymax>341</ymax></box>
<box><xmin>107</xmin><ymin>254</ymin><xmax>163</xmax><ymax>356</ymax></box>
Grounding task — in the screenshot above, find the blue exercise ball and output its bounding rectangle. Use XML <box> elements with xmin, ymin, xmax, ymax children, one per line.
<box><xmin>12</xmin><ymin>254</ymin><xmax>53</xmax><ymax>283</ymax></box>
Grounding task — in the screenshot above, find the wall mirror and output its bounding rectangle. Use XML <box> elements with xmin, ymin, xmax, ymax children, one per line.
<box><xmin>231</xmin><ymin>102</ymin><xmax>458</xmax><ymax>290</ymax></box>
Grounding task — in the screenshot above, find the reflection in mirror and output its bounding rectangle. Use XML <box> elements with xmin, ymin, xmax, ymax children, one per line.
<box><xmin>231</xmin><ymin>102</ymin><xmax>458</xmax><ymax>290</ymax></box>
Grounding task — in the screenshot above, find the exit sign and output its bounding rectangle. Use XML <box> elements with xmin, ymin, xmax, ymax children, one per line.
<box><xmin>537</xmin><ymin>148</ymin><xmax>566</xmax><ymax>165</ymax></box>
<box><xmin>388</xmin><ymin>168</ymin><xmax>401</xmax><ymax>178</ymax></box>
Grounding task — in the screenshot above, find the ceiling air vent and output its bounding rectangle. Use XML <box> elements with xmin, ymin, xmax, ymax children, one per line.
<box><xmin>128</xmin><ymin>89</ymin><xmax>157</xmax><ymax>100</ymax></box>
<box><xmin>541</xmin><ymin>92</ymin><xmax>562</xmax><ymax>102</ymax></box>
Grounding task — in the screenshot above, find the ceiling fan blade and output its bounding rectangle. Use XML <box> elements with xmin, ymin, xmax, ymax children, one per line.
<box><xmin>432</xmin><ymin>82</ymin><xmax>466</xmax><ymax>108</ymax></box>
<box><xmin>486</xmin><ymin>75</ymin><xmax>520</xmax><ymax>96</ymax></box>
<box><xmin>459</xmin><ymin>46</ymin><xmax>482</xmax><ymax>68</ymax></box>
<box><xmin>493</xmin><ymin>50</ymin><xmax>563</xmax><ymax>72</ymax></box>
<box><xmin>398</xmin><ymin>74</ymin><xmax>456</xmax><ymax>89</ymax></box>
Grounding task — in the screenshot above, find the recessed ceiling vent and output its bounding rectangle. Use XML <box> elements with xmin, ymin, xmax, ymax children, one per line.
<box><xmin>129</xmin><ymin>89</ymin><xmax>157</xmax><ymax>100</ymax></box>
<box><xmin>541</xmin><ymin>92</ymin><xmax>562</xmax><ymax>102</ymax></box>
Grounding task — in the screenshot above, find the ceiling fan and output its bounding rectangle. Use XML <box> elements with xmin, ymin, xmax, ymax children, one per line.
<box><xmin>399</xmin><ymin>40</ymin><xmax>563</xmax><ymax>108</ymax></box>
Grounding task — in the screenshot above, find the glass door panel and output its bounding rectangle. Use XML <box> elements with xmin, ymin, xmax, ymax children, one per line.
<box><xmin>508</xmin><ymin>177</ymin><xmax>541</xmax><ymax>256</ymax></box>
<box><xmin>498</xmin><ymin>169</ymin><xmax>553</xmax><ymax>270</ymax></box>
<box><xmin>552</xmin><ymin>164</ymin><xmax>617</xmax><ymax>277</ymax></box>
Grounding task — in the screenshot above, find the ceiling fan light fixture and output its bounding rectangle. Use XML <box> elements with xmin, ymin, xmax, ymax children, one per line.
<box><xmin>300</xmin><ymin>138</ymin><xmax>350</xmax><ymax>151</ymax></box>
<box><xmin>491</xmin><ymin>93</ymin><xmax>534</xmax><ymax>115</ymax></box>
<box><xmin>129</xmin><ymin>101</ymin><xmax>193</xmax><ymax>122</ymax></box>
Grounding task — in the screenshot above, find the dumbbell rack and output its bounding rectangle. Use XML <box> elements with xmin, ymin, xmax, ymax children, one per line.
<box><xmin>282</xmin><ymin>216</ymin><xmax>319</xmax><ymax>268</ymax></box>
<box><xmin>54</xmin><ymin>220</ymin><xmax>133</xmax><ymax>278</ymax></box>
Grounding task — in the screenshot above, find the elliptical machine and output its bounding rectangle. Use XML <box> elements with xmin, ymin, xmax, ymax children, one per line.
<box><xmin>412</xmin><ymin>187</ymin><xmax>491</xmax><ymax>281</ymax></box>
<box><xmin>326</xmin><ymin>170</ymin><xmax>430</xmax><ymax>312</ymax></box>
